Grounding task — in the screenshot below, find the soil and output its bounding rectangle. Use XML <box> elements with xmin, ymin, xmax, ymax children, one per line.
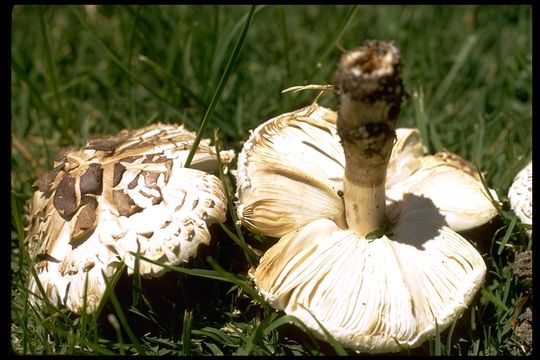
<box><xmin>512</xmin><ymin>250</ymin><xmax>533</xmax><ymax>353</ymax></box>
<box><xmin>512</xmin><ymin>250</ymin><xmax>532</xmax><ymax>279</ymax></box>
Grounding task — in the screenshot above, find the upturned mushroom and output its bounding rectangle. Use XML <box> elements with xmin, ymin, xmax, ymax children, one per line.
<box><xmin>236</xmin><ymin>40</ymin><xmax>500</xmax><ymax>353</ymax></box>
<box><xmin>508</xmin><ymin>160</ymin><xmax>532</xmax><ymax>237</ymax></box>
<box><xmin>25</xmin><ymin>124</ymin><xmax>232</xmax><ymax>314</ymax></box>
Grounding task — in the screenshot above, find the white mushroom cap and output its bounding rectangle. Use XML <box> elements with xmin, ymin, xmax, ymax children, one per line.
<box><xmin>255</xmin><ymin>213</ymin><xmax>486</xmax><ymax>353</ymax></box>
<box><xmin>236</xmin><ymin>105</ymin><xmax>499</xmax><ymax>237</ymax></box>
<box><xmin>236</xmin><ymin>105</ymin><xmax>346</xmax><ymax>238</ymax></box>
<box><xmin>386</xmin><ymin>128</ymin><xmax>501</xmax><ymax>232</ymax></box>
<box><xmin>236</xmin><ymin>104</ymin><xmax>496</xmax><ymax>353</ymax></box>
<box><xmin>508</xmin><ymin>160</ymin><xmax>532</xmax><ymax>231</ymax></box>
<box><xmin>25</xmin><ymin>124</ymin><xmax>230</xmax><ymax>314</ymax></box>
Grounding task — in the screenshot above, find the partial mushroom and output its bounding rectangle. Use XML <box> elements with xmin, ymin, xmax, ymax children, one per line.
<box><xmin>508</xmin><ymin>160</ymin><xmax>532</xmax><ymax>237</ymax></box>
<box><xmin>25</xmin><ymin>124</ymin><xmax>232</xmax><ymax>314</ymax></box>
<box><xmin>236</xmin><ymin>41</ymin><xmax>499</xmax><ymax>353</ymax></box>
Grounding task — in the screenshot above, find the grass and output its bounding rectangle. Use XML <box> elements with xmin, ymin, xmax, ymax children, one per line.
<box><xmin>11</xmin><ymin>4</ymin><xmax>532</xmax><ymax>355</ymax></box>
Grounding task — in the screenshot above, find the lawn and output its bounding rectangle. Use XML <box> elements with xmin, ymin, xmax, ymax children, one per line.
<box><xmin>11</xmin><ymin>5</ymin><xmax>532</xmax><ymax>355</ymax></box>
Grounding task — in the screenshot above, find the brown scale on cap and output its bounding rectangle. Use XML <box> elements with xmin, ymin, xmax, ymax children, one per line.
<box><xmin>113</xmin><ymin>189</ymin><xmax>143</xmax><ymax>217</ymax></box>
<box><xmin>86</xmin><ymin>134</ymin><xmax>127</xmax><ymax>152</ymax></box>
<box><xmin>54</xmin><ymin>146</ymin><xmax>79</xmax><ymax>165</ymax></box>
<box><xmin>79</xmin><ymin>163</ymin><xmax>103</xmax><ymax>195</ymax></box>
<box><xmin>434</xmin><ymin>151</ymin><xmax>480</xmax><ymax>180</ymax></box>
<box><xmin>53</xmin><ymin>174</ymin><xmax>79</xmax><ymax>220</ymax></box>
<box><xmin>34</xmin><ymin>165</ymin><xmax>63</xmax><ymax>194</ymax></box>
<box><xmin>127</xmin><ymin>173</ymin><xmax>140</xmax><ymax>190</ymax></box>
<box><xmin>71</xmin><ymin>196</ymin><xmax>98</xmax><ymax>242</ymax></box>
<box><xmin>143</xmin><ymin>171</ymin><xmax>160</xmax><ymax>189</ymax></box>
<box><xmin>112</xmin><ymin>162</ymin><xmax>127</xmax><ymax>187</ymax></box>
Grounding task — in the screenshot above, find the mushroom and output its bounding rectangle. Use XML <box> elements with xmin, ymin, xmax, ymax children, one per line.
<box><xmin>25</xmin><ymin>124</ymin><xmax>232</xmax><ymax>314</ymax></box>
<box><xmin>236</xmin><ymin>40</ymin><xmax>500</xmax><ymax>353</ymax></box>
<box><xmin>508</xmin><ymin>160</ymin><xmax>532</xmax><ymax>237</ymax></box>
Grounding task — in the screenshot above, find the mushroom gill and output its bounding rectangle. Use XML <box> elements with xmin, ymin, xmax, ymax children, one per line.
<box><xmin>236</xmin><ymin>40</ymin><xmax>499</xmax><ymax>353</ymax></box>
<box><xmin>25</xmin><ymin>124</ymin><xmax>231</xmax><ymax>314</ymax></box>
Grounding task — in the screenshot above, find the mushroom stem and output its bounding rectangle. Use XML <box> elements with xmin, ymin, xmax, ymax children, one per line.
<box><xmin>334</xmin><ymin>40</ymin><xmax>404</xmax><ymax>237</ymax></box>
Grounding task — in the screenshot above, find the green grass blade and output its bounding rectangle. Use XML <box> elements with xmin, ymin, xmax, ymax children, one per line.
<box><xmin>206</xmin><ymin>257</ymin><xmax>270</xmax><ymax>309</ymax></box>
<box><xmin>133</xmin><ymin>253</ymin><xmax>246</xmax><ymax>283</ymax></box>
<box><xmin>138</xmin><ymin>54</ymin><xmax>212</xmax><ymax>113</ymax></box>
<box><xmin>214</xmin><ymin>133</ymin><xmax>258</xmax><ymax>266</ymax></box>
<box><xmin>244</xmin><ymin>312</ymin><xmax>278</xmax><ymax>354</ymax></box>
<box><xmin>11</xmin><ymin>59</ymin><xmax>52</xmax><ymax>165</ymax></box>
<box><xmin>79</xmin><ymin>274</ymin><xmax>90</xmax><ymax>343</ymax></box>
<box><xmin>126</xmin><ymin>5</ymin><xmax>143</xmax><ymax>125</ymax></box>
<box><xmin>412</xmin><ymin>88</ymin><xmax>432</xmax><ymax>151</ymax></box>
<box><xmin>131</xmin><ymin>246</ymin><xmax>143</xmax><ymax>309</ymax></box>
<box><xmin>10</xmin><ymin>192</ymin><xmax>25</xmax><ymax>245</ymax></box>
<box><xmin>429</xmin><ymin>34</ymin><xmax>477</xmax><ymax>113</ymax></box>
<box><xmin>207</xmin><ymin>5</ymin><xmax>266</xmax><ymax>93</ymax></box>
<box><xmin>204</xmin><ymin>342</ymin><xmax>224</xmax><ymax>355</ymax></box>
<box><xmin>308</xmin><ymin>5</ymin><xmax>359</xmax><ymax>81</ymax></box>
<box><xmin>473</xmin><ymin>159</ymin><xmax>503</xmax><ymax>214</ymax></box>
<box><xmin>298</xmin><ymin>304</ymin><xmax>348</xmax><ymax>355</ymax></box>
<box><xmin>219</xmin><ymin>223</ymin><xmax>257</xmax><ymax>266</ymax></box>
<box><xmin>90</xmin><ymin>263</ymin><xmax>126</xmax><ymax>332</ymax></box>
<box><xmin>277</xmin><ymin>6</ymin><xmax>292</xmax><ymax>79</ymax></box>
<box><xmin>184</xmin><ymin>5</ymin><xmax>256</xmax><ymax>167</ymax></box>
<box><xmin>181</xmin><ymin>310</ymin><xmax>192</xmax><ymax>355</ymax></box>
<box><xmin>84</xmin><ymin>341</ymin><xmax>118</xmax><ymax>355</ymax></box>
<box><xmin>433</xmin><ymin>320</ymin><xmax>441</xmax><ymax>355</ymax></box>
<box><xmin>470</xmin><ymin>303</ymin><xmax>476</xmax><ymax>332</ymax></box>
<box><xmin>70</xmin><ymin>6</ymin><xmax>196</xmax><ymax>128</ymax></box>
<box><xmin>192</xmin><ymin>327</ymin><xmax>240</xmax><ymax>346</ymax></box>
<box><xmin>497</xmin><ymin>216</ymin><xmax>516</xmax><ymax>255</ymax></box>
<box><xmin>501</xmin><ymin>268</ymin><xmax>514</xmax><ymax>307</ymax></box>
<box><xmin>445</xmin><ymin>317</ymin><xmax>458</xmax><ymax>355</ymax></box>
<box><xmin>263</xmin><ymin>314</ymin><xmax>321</xmax><ymax>352</ymax></box>
<box><xmin>11</xmin><ymin>57</ymin><xmax>54</xmax><ymax>117</ymax></box>
<box><xmin>472</xmin><ymin>113</ymin><xmax>485</xmax><ymax>168</ymax></box>
<box><xmin>480</xmin><ymin>288</ymin><xmax>510</xmax><ymax>313</ymax></box>
<box><xmin>101</xmin><ymin>269</ymin><xmax>145</xmax><ymax>355</ymax></box>
<box><xmin>38</xmin><ymin>6</ymin><xmax>69</xmax><ymax>138</ymax></box>
<box><xmin>107</xmin><ymin>313</ymin><xmax>125</xmax><ymax>355</ymax></box>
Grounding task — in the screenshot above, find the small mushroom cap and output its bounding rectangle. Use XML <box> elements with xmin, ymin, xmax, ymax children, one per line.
<box><xmin>254</xmin><ymin>194</ymin><xmax>486</xmax><ymax>353</ymax></box>
<box><xmin>386</xmin><ymin>128</ymin><xmax>500</xmax><ymax>232</ymax></box>
<box><xmin>25</xmin><ymin>124</ymin><xmax>229</xmax><ymax>313</ymax></box>
<box><xmin>236</xmin><ymin>104</ymin><xmax>500</xmax><ymax>237</ymax></box>
<box><xmin>508</xmin><ymin>160</ymin><xmax>532</xmax><ymax>228</ymax></box>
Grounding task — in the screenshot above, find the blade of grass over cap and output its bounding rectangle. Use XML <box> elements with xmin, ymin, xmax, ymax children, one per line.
<box><xmin>263</xmin><ymin>315</ymin><xmax>322</xmax><ymax>352</ymax></box>
<box><xmin>206</xmin><ymin>257</ymin><xmax>270</xmax><ymax>309</ymax></box>
<box><xmin>133</xmin><ymin>253</ymin><xmax>247</xmax><ymax>283</ymax></box>
<box><xmin>184</xmin><ymin>5</ymin><xmax>256</xmax><ymax>168</ymax></box>
<box><xmin>100</xmin><ymin>269</ymin><xmax>145</xmax><ymax>355</ymax></box>
<box><xmin>214</xmin><ymin>132</ymin><xmax>258</xmax><ymax>266</ymax></box>
<box><xmin>298</xmin><ymin>304</ymin><xmax>347</xmax><ymax>355</ymax></box>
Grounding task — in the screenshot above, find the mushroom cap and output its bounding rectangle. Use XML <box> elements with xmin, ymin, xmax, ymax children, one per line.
<box><xmin>236</xmin><ymin>104</ymin><xmax>495</xmax><ymax>353</ymax></box>
<box><xmin>254</xmin><ymin>200</ymin><xmax>486</xmax><ymax>353</ymax></box>
<box><xmin>508</xmin><ymin>160</ymin><xmax>532</xmax><ymax>228</ymax></box>
<box><xmin>236</xmin><ymin>104</ymin><xmax>500</xmax><ymax>238</ymax></box>
<box><xmin>25</xmin><ymin>124</ymin><xmax>229</xmax><ymax>313</ymax></box>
